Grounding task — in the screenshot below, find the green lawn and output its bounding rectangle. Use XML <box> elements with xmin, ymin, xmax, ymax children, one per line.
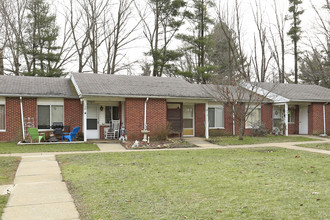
<box><xmin>57</xmin><ymin>149</ymin><xmax>330</xmax><ymax>219</ymax></box>
<box><xmin>0</xmin><ymin>157</ymin><xmax>21</xmax><ymax>218</ymax></box>
<box><xmin>298</xmin><ymin>143</ymin><xmax>330</xmax><ymax>151</ymax></box>
<box><xmin>209</xmin><ymin>135</ymin><xmax>317</xmax><ymax>146</ymax></box>
<box><xmin>0</xmin><ymin>142</ymin><xmax>99</xmax><ymax>154</ymax></box>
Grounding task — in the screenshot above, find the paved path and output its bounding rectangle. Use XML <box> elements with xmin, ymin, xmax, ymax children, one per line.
<box><xmin>184</xmin><ymin>137</ymin><xmax>330</xmax><ymax>155</ymax></box>
<box><xmin>2</xmin><ymin>155</ymin><xmax>79</xmax><ymax>220</ymax></box>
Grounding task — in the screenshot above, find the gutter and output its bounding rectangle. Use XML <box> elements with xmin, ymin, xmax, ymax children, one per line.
<box><xmin>20</xmin><ymin>97</ymin><xmax>25</xmax><ymax>140</ymax></box>
<box><xmin>70</xmin><ymin>75</ymin><xmax>83</xmax><ymax>98</ymax></box>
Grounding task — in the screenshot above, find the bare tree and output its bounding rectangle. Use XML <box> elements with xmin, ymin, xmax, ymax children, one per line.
<box><xmin>0</xmin><ymin>0</ymin><xmax>28</xmax><ymax>75</ymax></box>
<box><xmin>103</xmin><ymin>0</ymin><xmax>140</xmax><ymax>75</ymax></box>
<box><xmin>269</xmin><ymin>0</ymin><xmax>286</xmax><ymax>83</ymax></box>
<box><xmin>251</xmin><ymin>0</ymin><xmax>273</xmax><ymax>82</ymax></box>
<box><xmin>206</xmin><ymin>76</ymin><xmax>274</xmax><ymax>140</ymax></box>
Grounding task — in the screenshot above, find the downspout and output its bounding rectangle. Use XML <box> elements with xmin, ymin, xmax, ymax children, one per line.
<box><xmin>20</xmin><ymin>97</ymin><xmax>25</xmax><ymax>140</ymax></box>
<box><xmin>144</xmin><ymin>97</ymin><xmax>149</xmax><ymax>130</ymax></box>
<box><xmin>284</xmin><ymin>103</ymin><xmax>288</xmax><ymax>136</ymax></box>
<box><xmin>83</xmin><ymin>99</ymin><xmax>87</xmax><ymax>142</ymax></box>
<box><xmin>321</xmin><ymin>103</ymin><xmax>328</xmax><ymax>136</ymax></box>
<box><xmin>205</xmin><ymin>102</ymin><xmax>209</xmax><ymax>139</ymax></box>
<box><xmin>232</xmin><ymin>105</ymin><xmax>235</xmax><ymax>135</ymax></box>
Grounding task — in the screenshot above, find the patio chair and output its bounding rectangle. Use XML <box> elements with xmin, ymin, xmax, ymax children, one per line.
<box><xmin>28</xmin><ymin>127</ymin><xmax>46</xmax><ymax>143</ymax></box>
<box><xmin>62</xmin><ymin>126</ymin><xmax>80</xmax><ymax>142</ymax></box>
<box><xmin>105</xmin><ymin>120</ymin><xmax>120</xmax><ymax>139</ymax></box>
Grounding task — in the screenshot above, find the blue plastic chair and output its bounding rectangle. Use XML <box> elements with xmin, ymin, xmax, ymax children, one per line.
<box><xmin>62</xmin><ymin>126</ymin><xmax>80</xmax><ymax>142</ymax></box>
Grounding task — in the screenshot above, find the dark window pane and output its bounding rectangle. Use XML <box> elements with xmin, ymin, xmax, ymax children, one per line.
<box><xmin>208</xmin><ymin>108</ymin><xmax>215</xmax><ymax>128</ymax></box>
<box><xmin>0</xmin><ymin>105</ymin><xmax>5</xmax><ymax>130</ymax></box>
<box><xmin>105</xmin><ymin>106</ymin><xmax>111</xmax><ymax>124</ymax></box>
<box><xmin>113</xmin><ymin>106</ymin><xmax>119</xmax><ymax>120</ymax></box>
<box><xmin>87</xmin><ymin>119</ymin><xmax>97</xmax><ymax>130</ymax></box>
<box><xmin>38</xmin><ymin>105</ymin><xmax>50</xmax><ymax>129</ymax></box>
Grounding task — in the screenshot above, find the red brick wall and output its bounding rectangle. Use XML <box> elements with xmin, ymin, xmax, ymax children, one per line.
<box><xmin>288</xmin><ymin>106</ymin><xmax>299</xmax><ymax>134</ymax></box>
<box><xmin>64</xmin><ymin>99</ymin><xmax>83</xmax><ymax>132</ymax></box>
<box><xmin>0</xmin><ymin>98</ymin><xmax>21</xmax><ymax>141</ymax></box>
<box><xmin>195</xmin><ymin>104</ymin><xmax>205</xmax><ymax>137</ymax></box>
<box><xmin>0</xmin><ymin>97</ymin><xmax>38</xmax><ymax>142</ymax></box>
<box><xmin>261</xmin><ymin>104</ymin><xmax>272</xmax><ymax>132</ymax></box>
<box><xmin>326</xmin><ymin>104</ymin><xmax>330</xmax><ymax>134</ymax></box>
<box><xmin>309</xmin><ymin>103</ymin><xmax>324</xmax><ymax>135</ymax></box>
<box><xmin>125</xmin><ymin>98</ymin><xmax>167</xmax><ymax>140</ymax></box>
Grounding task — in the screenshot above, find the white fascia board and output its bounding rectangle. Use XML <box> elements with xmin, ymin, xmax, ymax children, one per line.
<box><xmin>70</xmin><ymin>75</ymin><xmax>82</xmax><ymax>97</ymax></box>
<box><xmin>242</xmin><ymin>83</ymin><xmax>290</xmax><ymax>103</ymax></box>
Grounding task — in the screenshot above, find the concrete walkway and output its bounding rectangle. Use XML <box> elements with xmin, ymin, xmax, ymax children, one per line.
<box><xmin>184</xmin><ymin>137</ymin><xmax>330</xmax><ymax>155</ymax></box>
<box><xmin>2</xmin><ymin>155</ymin><xmax>79</xmax><ymax>220</ymax></box>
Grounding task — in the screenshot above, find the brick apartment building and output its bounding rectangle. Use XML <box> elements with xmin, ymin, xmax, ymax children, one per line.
<box><xmin>1</xmin><ymin>73</ymin><xmax>330</xmax><ymax>142</ymax></box>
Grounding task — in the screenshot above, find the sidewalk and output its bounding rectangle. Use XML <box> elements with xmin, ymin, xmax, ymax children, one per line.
<box><xmin>184</xmin><ymin>137</ymin><xmax>330</xmax><ymax>155</ymax></box>
<box><xmin>2</xmin><ymin>155</ymin><xmax>80</xmax><ymax>220</ymax></box>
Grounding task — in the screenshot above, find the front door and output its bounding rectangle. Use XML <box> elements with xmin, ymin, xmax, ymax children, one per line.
<box><xmin>87</xmin><ymin>105</ymin><xmax>99</xmax><ymax>139</ymax></box>
<box><xmin>299</xmin><ymin>106</ymin><xmax>308</xmax><ymax>134</ymax></box>
<box><xmin>183</xmin><ymin>105</ymin><xmax>194</xmax><ymax>136</ymax></box>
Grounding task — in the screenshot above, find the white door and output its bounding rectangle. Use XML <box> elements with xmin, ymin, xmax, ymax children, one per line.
<box><xmin>87</xmin><ymin>105</ymin><xmax>99</xmax><ymax>139</ymax></box>
<box><xmin>299</xmin><ymin>106</ymin><xmax>308</xmax><ymax>135</ymax></box>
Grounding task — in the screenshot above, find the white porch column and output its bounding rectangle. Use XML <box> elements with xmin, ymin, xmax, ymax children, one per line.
<box><xmin>205</xmin><ymin>102</ymin><xmax>209</xmax><ymax>139</ymax></box>
<box><xmin>284</xmin><ymin>103</ymin><xmax>289</xmax><ymax>136</ymax></box>
<box><xmin>83</xmin><ymin>99</ymin><xmax>87</xmax><ymax>142</ymax></box>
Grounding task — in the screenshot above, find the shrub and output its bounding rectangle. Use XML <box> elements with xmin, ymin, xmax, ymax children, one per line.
<box><xmin>76</xmin><ymin>132</ymin><xmax>84</xmax><ymax>141</ymax></box>
<box><xmin>152</xmin><ymin>122</ymin><xmax>173</xmax><ymax>141</ymax></box>
<box><xmin>252</xmin><ymin>123</ymin><xmax>269</xmax><ymax>137</ymax></box>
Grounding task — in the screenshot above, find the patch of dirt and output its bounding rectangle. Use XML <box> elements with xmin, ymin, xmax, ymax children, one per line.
<box><xmin>122</xmin><ymin>138</ymin><xmax>198</xmax><ymax>150</ymax></box>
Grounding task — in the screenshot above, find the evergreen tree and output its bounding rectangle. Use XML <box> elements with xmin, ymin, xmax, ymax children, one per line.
<box><xmin>139</xmin><ymin>0</ymin><xmax>186</xmax><ymax>77</ymax></box>
<box><xmin>176</xmin><ymin>0</ymin><xmax>215</xmax><ymax>84</ymax></box>
<box><xmin>24</xmin><ymin>0</ymin><xmax>62</xmax><ymax>77</ymax></box>
<box><xmin>287</xmin><ymin>0</ymin><xmax>304</xmax><ymax>84</ymax></box>
<box><xmin>206</xmin><ymin>21</ymin><xmax>243</xmax><ymax>83</ymax></box>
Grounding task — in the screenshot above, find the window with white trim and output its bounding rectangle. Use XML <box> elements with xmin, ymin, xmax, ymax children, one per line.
<box><xmin>208</xmin><ymin>105</ymin><xmax>224</xmax><ymax>128</ymax></box>
<box><xmin>0</xmin><ymin>105</ymin><xmax>5</xmax><ymax>130</ymax></box>
<box><xmin>246</xmin><ymin>105</ymin><xmax>261</xmax><ymax>128</ymax></box>
<box><xmin>38</xmin><ymin>105</ymin><xmax>64</xmax><ymax>129</ymax></box>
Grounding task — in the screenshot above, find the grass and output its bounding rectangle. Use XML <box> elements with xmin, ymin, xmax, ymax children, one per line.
<box><xmin>0</xmin><ymin>142</ymin><xmax>99</xmax><ymax>154</ymax></box>
<box><xmin>209</xmin><ymin>135</ymin><xmax>317</xmax><ymax>146</ymax></box>
<box><xmin>57</xmin><ymin>149</ymin><xmax>330</xmax><ymax>219</ymax></box>
<box><xmin>298</xmin><ymin>143</ymin><xmax>330</xmax><ymax>151</ymax></box>
<box><xmin>0</xmin><ymin>157</ymin><xmax>21</xmax><ymax>218</ymax></box>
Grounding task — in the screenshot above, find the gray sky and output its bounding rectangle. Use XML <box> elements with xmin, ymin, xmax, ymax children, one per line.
<box><xmin>52</xmin><ymin>0</ymin><xmax>327</xmax><ymax>79</ymax></box>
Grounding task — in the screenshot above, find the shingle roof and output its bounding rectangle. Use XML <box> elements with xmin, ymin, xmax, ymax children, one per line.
<box><xmin>257</xmin><ymin>82</ymin><xmax>330</xmax><ymax>102</ymax></box>
<box><xmin>72</xmin><ymin>73</ymin><xmax>211</xmax><ymax>99</ymax></box>
<box><xmin>0</xmin><ymin>75</ymin><xmax>78</xmax><ymax>98</ymax></box>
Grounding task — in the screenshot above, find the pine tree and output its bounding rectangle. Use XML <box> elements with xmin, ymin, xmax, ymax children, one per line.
<box><xmin>287</xmin><ymin>0</ymin><xmax>304</xmax><ymax>84</ymax></box>
<box><xmin>176</xmin><ymin>0</ymin><xmax>215</xmax><ymax>84</ymax></box>
<box><xmin>24</xmin><ymin>0</ymin><xmax>62</xmax><ymax>77</ymax></box>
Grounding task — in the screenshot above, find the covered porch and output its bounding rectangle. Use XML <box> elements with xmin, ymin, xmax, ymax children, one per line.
<box><xmin>82</xmin><ymin>97</ymin><xmax>125</xmax><ymax>141</ymax></box>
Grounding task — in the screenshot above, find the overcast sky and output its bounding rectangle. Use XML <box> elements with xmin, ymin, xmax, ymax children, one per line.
<box><xmin>52</xmin><ymin>0</ymin><xmax>327</xmax><ymax>78</ymax></box>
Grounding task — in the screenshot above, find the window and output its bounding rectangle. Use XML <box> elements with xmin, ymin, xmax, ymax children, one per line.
<box><xmin>288</xmin><ymin>109</ymin><xmax>295</xmax><ymax>123</ymax></box>
<box><xmin>208</xmin><ymin>106</ymin><xmax>224</xmax><ymax>128</ymax></box>
<box><xmin>0</xmin><ymin>105</ymin><xmax>5</xmax><ymax>130</ymax></box>
<box><xmin>38</xmin><ymin>105</ymin><xmax>63</xmax><ymax>129</ymax></box>
<box><xmin>105</xmin><ymin>106</ymin><xmax>119</xmax><ymax>124</ymax></box>
<box><xmin>246</xmin><ymin>106</ymin><xmax>261</xmax><ymax>128</ymax></box>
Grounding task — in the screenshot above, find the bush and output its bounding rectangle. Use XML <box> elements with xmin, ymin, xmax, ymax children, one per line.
<box><xmin>152</xmin><ymin>122</ymin><xmax>173</xmax><ymax>141</ymax></box>
<box><xmin>252</xmin><ymin>123</ymin><xmax>269</xmax><ymax>137</ymax></box>
<box><xmin>76</xmin><ymin>132</ymin><xmax>84</xmax><ymax>141</ymax></box>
